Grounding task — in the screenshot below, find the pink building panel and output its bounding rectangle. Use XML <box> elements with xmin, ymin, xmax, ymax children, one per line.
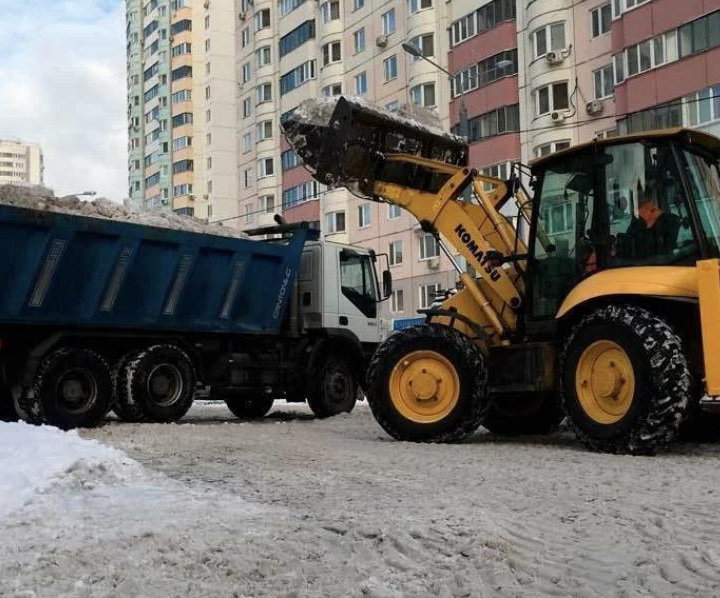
<box><xmin>448</xmin><ymin>21</ymin><xmax>517</xmax><ymax>72</ymax></box>
<box><xmin>283</xmin><ymin>199</ymin><xmax>320</xmax><ymax>223</ymax></box>
<box><xmin>468</xmin><ymin>133</ymin><xmax>520</xmax><ymax>169</ymax></box>
<box><xmin>282</xmin><ymin>165</ymin><xmax>313</xmax><ymax>188</ymax></box>
<box><xmin>450</xmin><ymin>76</ymin><xmax>519</xmax><ymax>122</ymax></box>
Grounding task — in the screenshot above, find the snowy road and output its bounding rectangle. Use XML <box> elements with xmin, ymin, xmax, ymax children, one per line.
<box><xmin>2</xmin><ymin>402</ymin><xmax>720</xmax><ymax>597</ymax></box>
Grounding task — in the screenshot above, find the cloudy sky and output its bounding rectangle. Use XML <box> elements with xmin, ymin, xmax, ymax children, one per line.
<box><xmin>0</xmin><ymin>0</ymin><xmax>127</xmax><ymax>200</ymax></box>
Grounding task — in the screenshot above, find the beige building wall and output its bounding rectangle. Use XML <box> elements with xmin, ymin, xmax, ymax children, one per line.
<box><xmin>0</xmin><ymin>139</ymin><xmax>44</xmax><ymax>187</ymax></box>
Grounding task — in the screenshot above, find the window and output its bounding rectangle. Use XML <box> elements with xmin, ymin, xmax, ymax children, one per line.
<box><xmin>381</xmin><ymin>9</ymin><xmax>396</xmax><ymax>34</ymax></box>
<box><xmin>245</xmin><ymin>204</ymin><xmax>253</xmax><ymax>224</ymax></box>
<box><xmin>463</xmin><ymin>104</ymin><xmax>520</xmax><ymax>142</ymax></box>
<box><xmin>419</xmin><ymin>283</ymin><xmax>441</xmax><ymax>309</ymax></box>
<box><xmin>171</xmin><ymin>65</ymin><xmax>192</xmax><ymax>81</ymax></box>
<box><xmin>358</xmin><ymin>203</ymin><xmax>371</xmax><ymax>227</ymax></box>
<box><xmin>408</xmin><ymin>0</ymin><xmax>431</xmax><ymax>14</ymax></box>
<box><xmin>282</xmin><ymin>180</ymin><xmax>321</xmax><ymax>208</ymax></box>
<box><xmin>353</xmin><ymin>28</ymin><xmax>365</xmax><ymax>53</ymax></box>
<box><xmin>419</xmin><ymin>233</ymin><xmax>439</xmax><ymax>260</ymax></box>
<box><xmin>204</xmin><ymin>14</ymin><xmax>210</xmax><ymax>29</ymax></box>
<box><xmin>280</xmin><ymin>20</ymin><xmax>316</xmax><ymax>57</ymax></box>
<box><xmin>205</xmin><ymin>39</ymin><xmax>211</xmax><ymax>52</ymax></box>
<box><xmin>258</xmin><ymin>157</ymin><xmax>274</xmax><ymax>178</ymax></box>
<box><xmin>390</xmin><ymin>290</ymin><xmax>404</xmax><ymax>313</ymax></box>
<box><xmin>171</xmin><ymin>136</ymin><xmax>192</xmax><ymax>151</ymax></box>
<box><xmin>321</xmin><ymin>83</ymin><xmax>342</xmax><ymax>96</ymax></box>
<box><xmin>171</xmin><ymin>42</ymin><xmax>191</xmax><ymax>57</ymax></box>
<box><xmin>325</xmin><ymin>211</ymin><xmax>346</xmax><ymax>233</ymax></box>
<box><xmin>241</xmin><ymin>27</ymin><xmax>250</xmax><ymax>47</ymax></box>
<box><xmin>256</xmin><ymin>46</ymin><xmax>271</xmax><ymax>67</ymax></box>
<box><xmin>243</xmin><ymin>132</ymin><xmax>252</xmax><ymax>153</ymax></box>
<box><xmin>256</xmin><ymin>120</ymin><xmax>273</xmax><ymax>141</ymax></box>
<box><xmin>207</xmin><ymin>157</ymin><xmax>212</xmax><ymax>170</ymax></box>
<box><xmin>244</xmin><ymin>168</ymin><xmax>253</xmax><ymax>187</ymax></box>
<box><xmin>172</xmin><ymin>159</ymin><xmax>193</xmax><ymax>174</ymax></box>
<box><xmin>281</xmin><ymin>149</ymin><xmax>301</xmax><ymax>170</ymax></box>
<box><xmin>280</xmin><ymin>0</ymin><xmax>305</xmax><ymax>16</ymax></box>
<box><xmin>205</xmin><ymin>86</ymin><xmax>211</xmax><ymax>99</ymax></box>
<box><xmin>534</xmin><ymin>140</ymin><xmax>571</xmax><ymax>158</ymax></box>
<box><xmin>144</xmin><ymin>85</ymin><xmax>159</xmax><ymax>102</ymax></box>
<box><xmin>322</xmin><ymin>41</ymin><xmax>342</xmax><ymax>66</ymax></box>
<box><xmin>451</xmin><ymin>13</ymin><xmax>476</xmax><ymax>47</ymax></box>
<box><xmin>408</xmin><ymin>34</ymin><xmax>434</xmax><ymax>61</ymax></box>
<box><xmin>254</xmin><ymin>9</ymin><xmax>270</xmax><ymax>31</ymax></box>
<box><xmin>145</xmin><ymin>172</ymin><xmax>160</xmax><ymax>188</ymax></box>
<box><xmin>256</xmin><ymin>195</ymin><xmax>274</xmax><ymax>214</ymax></box>
<box><xmin>171</xmin><ymin>89</ymin><xmax>191</xmax><ymax>103</ymax></box>
<box><xmin>594</xmin><ymin>65</ymin><xmax>614</xmax><ymax>99</ymax></box>
<box><xmin>622</xmin><ymin>30</ymin><xmax>678</xmax><ymax>79</ymax></box>
<box><xmin>243</xmin><ymin>97</ymin><xmax>252</xmax><ymax>118</ymax></box>
<box><xmin>170</xmin><ymin>19</ymin><xmax>191</xmax><ymax>35</ymax></box>
<box><xmin>172</xmin><ymin>112</ymin><xmax>193</xmax><ymax>127</ymax></box>
<box><xmin>389</xmin><ymin>240</ymin><xmax>403</xmax><ymax>265</ymax></box>
<box><xmin>257</xmin><ymin>82</ymin><xmax>272</xmax><ymax>103</ymax></box>
<box><xmin>173</xmin><ymin>183</ymin><xmax>192</xmax><ymax>197</ymax></box>
<box><xmin>355</xmin><ymin>71</ymin><xmax>368</xmax><ymax>95</ymax></box>
<box><xmin>591</xmin><ymin>3</ymin><xmax>611</xmax><ymax>38</ymax></box>
<box><xmin>386</xmin><ymin>100</ymin><xmax>400</xmax><ymax>112</ymax></box>
<box><xmin>321</xmin><ymin>0</ymin><xmax>340</xmax><ymax>22</ymax></box>
<box><xmin>409</xmin><ymin>83</ymin><xmax>435</xmax><ymax>107</ymax></box>
<box><xmin>383</xmin><ymin>55</ymin><xmax>398</xmax><ymax>82</ymax></box>
<box><xmin>388</xmin><ymin>204</ymin><xmax>402</xmax><ymax>219</ymax></box>
<box><xmin>450</xmin><ymin>0</ymin><xmax>516</xmax><ymax>48</ymax></box>
<box><xmin>353</xmin><ymin>0</ymin><xmax>364</xmax><ymax>11</ymax></box>
<box><xmin>535</xmin><ymin>82</ymin><xmax>569</xmax><ymax>115</ymax></box>
<box><xmin>452</xmin><ymin>49</ymin><xmax>517</xmax><ymax>97</ymax></box>
<box><xmin>532</xmin><ymin>23</ymin><xmax>566</xmax><ymax>58</ymax></box>
<box><xmin>682</xmin><ymin>149</ymin><xmax>720</xmax><ymax>258</ymax></box>
<box><xmin>280</xmin><ymin>60</ymin><xmax>316</xmax><ymax>94</ymax></box>
<box><xmin>340</xmin><ymin>250</ymin><xmax>378</xmax><ymax>318</ymax></box>
<box><xmin>241</xmin><ymin>62</ymin><xmax>251</xmax><ymax>83</ymax></box>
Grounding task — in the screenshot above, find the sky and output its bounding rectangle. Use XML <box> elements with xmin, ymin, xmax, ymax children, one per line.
<box><xmin>0</xmin><ymin>0</ymin><xmax>127</xmax><ymax>200</ymax></box>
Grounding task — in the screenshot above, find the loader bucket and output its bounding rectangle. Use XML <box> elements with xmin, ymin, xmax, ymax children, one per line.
<box><xmin>282</xmin><ymin>96</ymin><xmax>468</xmax><ymax>196</ymax></box>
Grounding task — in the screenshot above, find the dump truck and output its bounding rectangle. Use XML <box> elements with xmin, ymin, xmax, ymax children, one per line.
<box><xmin>0</xmin><ymin>201</ymin><xmax>391</xmax><ymax>429</ymax></box>
<box><xmin>284</xmin><ymin>96</ymin><xmax>720</xmax><ymax>454</ymax></box>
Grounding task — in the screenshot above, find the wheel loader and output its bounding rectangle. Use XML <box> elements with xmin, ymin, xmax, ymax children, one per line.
<box><xmin>283</xmin><ymin>96</ymin><xmax>720</xmax><ymax>454</ymax></box>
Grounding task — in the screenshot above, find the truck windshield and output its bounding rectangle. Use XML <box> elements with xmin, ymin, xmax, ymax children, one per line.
<box><xmin>340</xmin><ymin>251</ymin><xmax>378</xmax><ymax>318</ymax></box>
<box><xmin>681</xmin><ymin>149</ymin><xmax>720</xmax><ymax>258</ymax></box>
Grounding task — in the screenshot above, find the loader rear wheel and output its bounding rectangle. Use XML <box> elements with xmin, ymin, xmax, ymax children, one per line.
<box><xmin>23</xmin><ymin>348</ymin><xmax>112</xmax><ymax>430</ymax></box>
<box><xmin>482</xmin><ymin>392</ymin><xmax>564</xmax><ymax>436</ymax></box>
<box><xmin>366</xmin><ymin>324</ymin><xmax>488</xmax><ymax>442</ymax></box>
<box><xmin>118</xmin><ymin>345</ymin><xmax>196</xmax><ymax>423</ymax></box>
<box><xmin>223</xmin><ymin>394</ymin><xmax>275</xmax><ymax>420</ymax></box>
<box><xmin>307</xmin><ymin>356</ymin><xmax>358</xmax><ymax>418</ymax></box>
<box><xmin>561</xmin><ymin>305</ymin><xmax>691</xmax><ymax>455</ymax></box>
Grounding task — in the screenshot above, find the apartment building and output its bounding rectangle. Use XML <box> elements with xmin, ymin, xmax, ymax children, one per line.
<box><xmin>236</xmin><ymin>0</ymin><xmax>457</xmax><ymax>321</ymax></box>
<box><xmin>0</xmin><ymin>139</ymin><xmax>44</xmax><ymax>187</ymax></box>
<box><xmin>126</xmin><ymin>0</ymin><xmax>238</xmax><ymax>221</ymax></box>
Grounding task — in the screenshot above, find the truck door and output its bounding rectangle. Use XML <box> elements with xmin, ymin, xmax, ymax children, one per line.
<box><xmin>337</xmin><ymin>248</ymin><xmax>383</xmax><ymax>343</ymax></box>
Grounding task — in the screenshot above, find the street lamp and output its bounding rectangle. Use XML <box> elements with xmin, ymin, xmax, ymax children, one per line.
<box><xmin>401</xmin><ymin>42</ymin><xmax>468</xmax><ymax>139</ymax></box>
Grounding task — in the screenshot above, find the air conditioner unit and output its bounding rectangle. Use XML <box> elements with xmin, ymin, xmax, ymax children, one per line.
<box><xmin>412</xmin><ymin>224</ymin><xmax>424</xmax><ymax>235</ymax></box>
<box><xmin>586</xmin><ymin>100</ymin><xmax>604</xmax><ymax>116</ymax></box>
<box><xmin>203</xmin><ymin>194</ymin><xmax>209</xmax><ymax>200</ymax></box>
<box><xmin>550</xmin><ymin>111</ymin><xmax>566</xmax><ymax>124</ymax></box>
<box><xmin>203</xmin><ymin>0</ymin><xmax>210</xmax><ymax>8</ymax></box>
<box><xmin>376</xmin><ymin>35</ymin><xmax>388</xmax><ymax>48</ymax></box>
<box><xmin>427</xmin><ymin>257</ymin><xmax>440</xmax><ymax>270</ymax></box>
<box><xmin>239</xmin><ymin>11</ymin><xmax>246</xmax><ymax>20</ymax></box>
<box><xmin>546</xmin><ymin>50</ymin><xmax>565</xmax><ymax>65</ymax></box>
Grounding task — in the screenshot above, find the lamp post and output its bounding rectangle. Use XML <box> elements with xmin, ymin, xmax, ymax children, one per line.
<box><xmin>401</xmin><ymin>42</ymin><xmax>468</xmax><ymax>139</ymax></box>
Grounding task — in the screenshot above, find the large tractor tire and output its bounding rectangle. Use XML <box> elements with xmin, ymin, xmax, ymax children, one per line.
<box><xmin>0</xmin><ymin>385</ymin><xmax>19</xmax><ymax>422</ymax></box>
<box><xmin>366</xmin><ymin>324</ymin><xmax>488</xmax><ymax>442</ymax></box>
<box><xmin>560</xmin><ymin>305</ymin><xmax>691</xmax><ymax>455</ymax></box>
<box><xmin>116</xmin><ymin>345</ymin><xmax>196</xmax><ymax>423</ymax></box>
<box><xmin>22</xmin><ymin>348</ymin><xmax>113</xmax><ymax>430</ymax></box>
<box><xmin>222</xmin><ymin>393</ymin><xmax>275</xmax><ymax>420</ymax></box>
<box><xmin>482</xmin><ymin>392</ymin><xmax>564</xmax><ymax>436</ymax></box>
<box><xmin>307</xmin><ymin>356</ymin><xmax>358</xmax><ymax>418</ymax></box>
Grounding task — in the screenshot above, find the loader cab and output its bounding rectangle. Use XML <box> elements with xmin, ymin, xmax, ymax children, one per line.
<box><xmin>527</xmin><ymin>129</ymin><xmax>720</xmax><ymax>320</ymax></box>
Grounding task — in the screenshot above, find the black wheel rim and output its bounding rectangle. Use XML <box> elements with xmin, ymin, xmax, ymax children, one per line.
<box><xmin>325</xmin><ymin>369</ymin><xmax>351</xmax><ymax>405</ymax></box>
<box><xmin>55</xmin><ymin>368</ymin><xmax>98</xmax><ymax>415</ymax></box>
<box><xmin>147</xmin><ymin>364</ymin><xmax>184</xmax><ymax>407</ymax></box>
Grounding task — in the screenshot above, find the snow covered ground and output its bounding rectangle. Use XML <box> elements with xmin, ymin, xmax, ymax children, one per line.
<box><xmin>2</xmin><ymin>403</ymin><xmax>720</xmax><ymax>597</ymax></box>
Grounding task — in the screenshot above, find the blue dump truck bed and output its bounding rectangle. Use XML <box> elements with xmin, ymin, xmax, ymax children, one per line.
<box><xmin>0</xmin><ymin>204</ymin><xmax>315</xmax><ymax>335</ymax></box>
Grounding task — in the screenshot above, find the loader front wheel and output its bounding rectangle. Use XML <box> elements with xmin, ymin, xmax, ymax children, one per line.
<box><xmin>561</xmin><ymin>305</ymin><xmax>691</xmax><ymax>455</ymax></box>
<box><xmin>366</xmin><ymin>324</ymin><xmax>488</xmax><ymax>442</ymax></box>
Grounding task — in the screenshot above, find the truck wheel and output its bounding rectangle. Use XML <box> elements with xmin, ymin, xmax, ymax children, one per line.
<box><xmin>482</xmin><ymin>392</ymin><xmax>564</xmax><ymax>436</ymax></box>
<box><xmin>0</xmin><ymin>386</ymin><xmax>19</xmax><ymax>422</ymax></box>
<box><xmin>23</xmin><ymin>348</ymin><xmax>112</xmax><ymax>430</ymax></box>
<box><xmin>307</xmin><ymin>356</ymin><xmax>358</xmax><ymax>418</ymax></box>
<box><xmin>366</xmin><ymin>324</ymin><xmax>488</xmax><ymax>442</ymax></box>
<box><xmin>560</xmin><ymin>305</ymin><xmax>691</xmax><ymax>455</ymax></box>
<box><xmin>224</xmin><ymin>394</ymin><xmax>275</xmax><ymax>420</ymax></box>
<box><xmin>118</xmin><ymin>345</ymin><xmax>196</xmax><ymax>423</ymax></box>
<box><xmin>112</xmin><ymin>352</ymin><xmax>146</xmax><ymax>423</ymax></box>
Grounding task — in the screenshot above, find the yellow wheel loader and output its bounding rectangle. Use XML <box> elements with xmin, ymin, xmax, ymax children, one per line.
<box><xmin>283</xmin><ymin>97</ymin><xmax>720</xmax><ymax>454</ymax></box>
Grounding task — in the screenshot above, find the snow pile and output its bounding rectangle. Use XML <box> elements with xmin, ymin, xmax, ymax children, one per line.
<box><xmin>0</xmin><ymin>185</ymin><xmax>248</xmax><ymax>239</ymax></box>
<box><xmin>0</xmin><ymin>421</ymin><xmax>139</xmax><ymax>520</ymax></box>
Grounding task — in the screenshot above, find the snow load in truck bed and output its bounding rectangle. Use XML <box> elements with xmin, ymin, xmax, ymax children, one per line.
<box><xmin>0</xmin><ymin>185</ymin><xmax>248</xmax><ymax>239</ymax></box>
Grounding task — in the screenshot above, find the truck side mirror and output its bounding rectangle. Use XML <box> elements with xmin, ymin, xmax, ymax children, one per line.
<box><xmin>382</xmin><ymin>269</ymin><xmax>393</xmax><ymax>299</ymax></box>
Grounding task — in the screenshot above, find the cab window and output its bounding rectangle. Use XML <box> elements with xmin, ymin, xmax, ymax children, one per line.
<box><xmin>340</xmin><ymin>250</ymin><xmax>378</xmax><ymax>318</ymax></box>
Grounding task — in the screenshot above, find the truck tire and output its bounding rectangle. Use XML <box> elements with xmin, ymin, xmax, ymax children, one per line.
<box><xmin>118</xmin><ymin>345</ymin><xmax>196</xmax><ymax>423</ymax></box>
<box><xmin>224</xmin><ymin>394</ymin><xmax>275</xmax><ymax>420</ymax></box>
<box><xmin>0</xmin><ymin>385</ymin><xmax>18</xmax><ymax>422</ymax></box>
<box><xmin>307</xmin><ymin>356</ymin><xmax>358</xmax><ymax>418</ymax></box>
<box><xmin>366</xmin><ymin>324</ymin><xmax>489</xmax><ymax>442</ymax></box>
<box><xmin>22</xmin><ymin>348</ymin><xmax>112</xmax><ymax>430</ymax></box>
<box><xmin>482</xmin><ymin>392</ymin><xmax>564</xmax><ymax>436</ymax></box>
<box><xmin>560</xmin><ymin>305</ymin><xmax>691</xmax><ymax>455</ymax></box>
<box><xmin>112</xmin><ymin>352</ymin><xmax>146</xmax><ymax>423</ymax></box>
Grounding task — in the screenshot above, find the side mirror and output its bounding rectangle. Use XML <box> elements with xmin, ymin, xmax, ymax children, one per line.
<box><xmin>382</xmin><ymin>269</ymin><xmax>393</xmax><ymax>299</ymax></box>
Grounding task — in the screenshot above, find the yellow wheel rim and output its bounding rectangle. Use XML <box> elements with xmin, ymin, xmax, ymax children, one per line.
<box><xmin>388</xmin><ymin>350</ymin><xmax>460</xmax><ymax>424</ymax></box>
<box><xmin>576</xmin><ymin>340</ymin><xmax>635</xmax><ymax>424</ymax></box>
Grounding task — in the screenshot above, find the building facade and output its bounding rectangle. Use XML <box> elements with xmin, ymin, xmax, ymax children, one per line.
<box><xmin>126</xmin><ymin>0</ymin><xmax>239</xmax><ymax>221</ymax></box>
<box><xmin>0</xmin><ymin>139</ymin><xmax>44</xmax><ymax>187</ymax></box>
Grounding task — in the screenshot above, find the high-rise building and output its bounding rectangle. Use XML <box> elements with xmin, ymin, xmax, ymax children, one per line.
<box><xmin>0</xmin><ymin>139</ymin><xmax>44</xmax><ymax>187</ymax></box>
<box><xmin>126</xmin><ymin>0</ymin><xmax>238</xmax><ymax>220</ymax></box>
